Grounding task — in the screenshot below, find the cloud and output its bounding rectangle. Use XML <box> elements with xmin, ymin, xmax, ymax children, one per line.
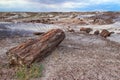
<box><xmin>0</xmin><ymin>0</ymin><xmax>30</xmax><ymax>8</ymax></box>
<box><xmin>0</xmin><ymin>0</ymin><xmax>120</xmax><ymax>11</ymax></box>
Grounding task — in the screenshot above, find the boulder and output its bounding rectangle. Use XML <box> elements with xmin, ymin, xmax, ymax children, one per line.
<box><xmin>94</xmin><ymin>30</ymin><xmax>99</xmax><ymax>35</ymax></box>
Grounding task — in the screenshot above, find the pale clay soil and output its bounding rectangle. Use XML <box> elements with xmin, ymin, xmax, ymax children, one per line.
<box><xmin>0</xmin><ymin>31</ymin><xmax>120</xmax><ymax>80</ymax></box>
<box><xmin>0</xmin><ymin>12</ymin><xmax>120</xmax><ymax>80</ymax></box>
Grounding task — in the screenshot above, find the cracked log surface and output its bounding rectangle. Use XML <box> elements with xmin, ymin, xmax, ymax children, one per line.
<box><xmin>6</xmin><ymin>29</ymin><xmax>65</xmax><ymax>66</ymax></box>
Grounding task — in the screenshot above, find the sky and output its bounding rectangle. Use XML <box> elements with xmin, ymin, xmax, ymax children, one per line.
<box><xmin>0</xmin><ymin>0</ymin><xmax>120</xmax><ymax>12</ymax></box>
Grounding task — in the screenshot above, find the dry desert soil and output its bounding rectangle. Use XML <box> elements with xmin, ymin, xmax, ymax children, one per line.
<box><xmin>0</xmin><ymin>12</ymin><xmax>120</xmax><ymax>80</ymax></box>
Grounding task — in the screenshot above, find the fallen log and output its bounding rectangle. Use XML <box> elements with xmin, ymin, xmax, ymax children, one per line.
<box><xmin>80</xmin><ymin>27</ymin><xmax>92</xmax><ymax>33</ymax></box>
<box><xmin>6</xmin><ymin>29</ymin><xmax>65</xmax><ymax>66</ymax></box>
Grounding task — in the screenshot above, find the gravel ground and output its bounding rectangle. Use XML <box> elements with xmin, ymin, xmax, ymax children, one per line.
<box><xmin>39</xmin><ymin>32</ymin><xmax>120</xmax><ymax>80</ymax></box>
<box><xmin>0</xmin><ymin>30</ymin><xmax>120</xmax><ymax>80</ymax></box>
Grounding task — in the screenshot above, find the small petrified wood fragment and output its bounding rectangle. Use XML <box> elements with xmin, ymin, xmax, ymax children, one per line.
<box><xmin>80</xmin><ymin>27</ymin><xmax>92</xmax><ymax>33</ymax></box>
<box><xmin>100</xmin><ymin>29</ymin><xmax>111</xmax><ymax>38</ymax></box>
<box><xmin>6</xmin><ymin>29</ymin><xmax>65</xmax><ymax>66</ymax></box>
<box><xmin>67</xmin><ymin>26</ymin><xmax>75</xmax><ymax>32</ymax></box>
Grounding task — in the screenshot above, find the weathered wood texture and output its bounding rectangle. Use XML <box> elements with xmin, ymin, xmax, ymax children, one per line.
<box><xmin>80</xmin><ymin>27</ymin><xmax>92</xmax><ymax>33</ymax></box>
<box><xmin>100</xmin><ymin>29</ymin><xmax>111</xmax><ymax>38</ymax></box>
<box><xmin>6</xmin><ymin>29</ymin><xmax>65</xmax><ymax>66</ymax></box>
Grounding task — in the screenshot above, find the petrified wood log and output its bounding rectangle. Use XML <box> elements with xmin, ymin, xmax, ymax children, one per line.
<box><xmin>80</xmin><ymin>27</ymin><xmax>92</xmax><ymax>33</ymax></box>
<box><xmin>100</xmin><ymin>29</ymin><xmax>111</xmax><ymax>38</ymax></box>
<box><xmin>6</xmin><ymin>29</ymin><xmax>65</xmax><ymax>66</ymax></box>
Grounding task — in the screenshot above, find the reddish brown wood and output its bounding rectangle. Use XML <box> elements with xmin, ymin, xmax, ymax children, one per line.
<box><xmin>6</xmin><ymin>29</ymin><xmax>65</xmax><ymax>66</ymax></box>
<box><xmin>100</xmin><ymin>29</ymin><xmax>111</xmax><ymax>38</ymax></box>
<box><xmin>80</xmin><ymin>27</ymin><xmax>92</xmax><ymax>33</ymax></box>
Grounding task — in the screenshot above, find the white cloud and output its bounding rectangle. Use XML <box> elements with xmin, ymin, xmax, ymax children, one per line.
<box><xmin>89</xmin><ymin>0</ymin><xmax>120</xmax><ymax>4</ymax></box>
<box><xmin>61</xmin><ymin>2</ymin><xmax>89</xmax><ymax>8</ymax></box>
<box><xmin>0</xmin><ymin>0</ymin><xmax>28</xmax><ymax>5</ymax></box>
<box><xmin>0</xmin><ymin>0</ymin><xmax>120</xmax><ymax>11</ymax></box>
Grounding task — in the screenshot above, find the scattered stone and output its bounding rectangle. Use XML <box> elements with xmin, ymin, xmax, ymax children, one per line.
<box><xmin>25</xmin><ymin>19</ymin><xmax>52</xmax><ymax>24</ymax></box>
<box><xmin>67</xmin><ymin>26</ymin><xmax>75</xmax><ymax>32</ymax></box>
<box><xmin>93</xmin><ymin>16</ymin><xmax>114</xmax><ymax>25</ymax></box>
<box><xmin>94</xmin><ymin>30</ymin><xmax>99</xmax><ymax>35</ymax></box>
